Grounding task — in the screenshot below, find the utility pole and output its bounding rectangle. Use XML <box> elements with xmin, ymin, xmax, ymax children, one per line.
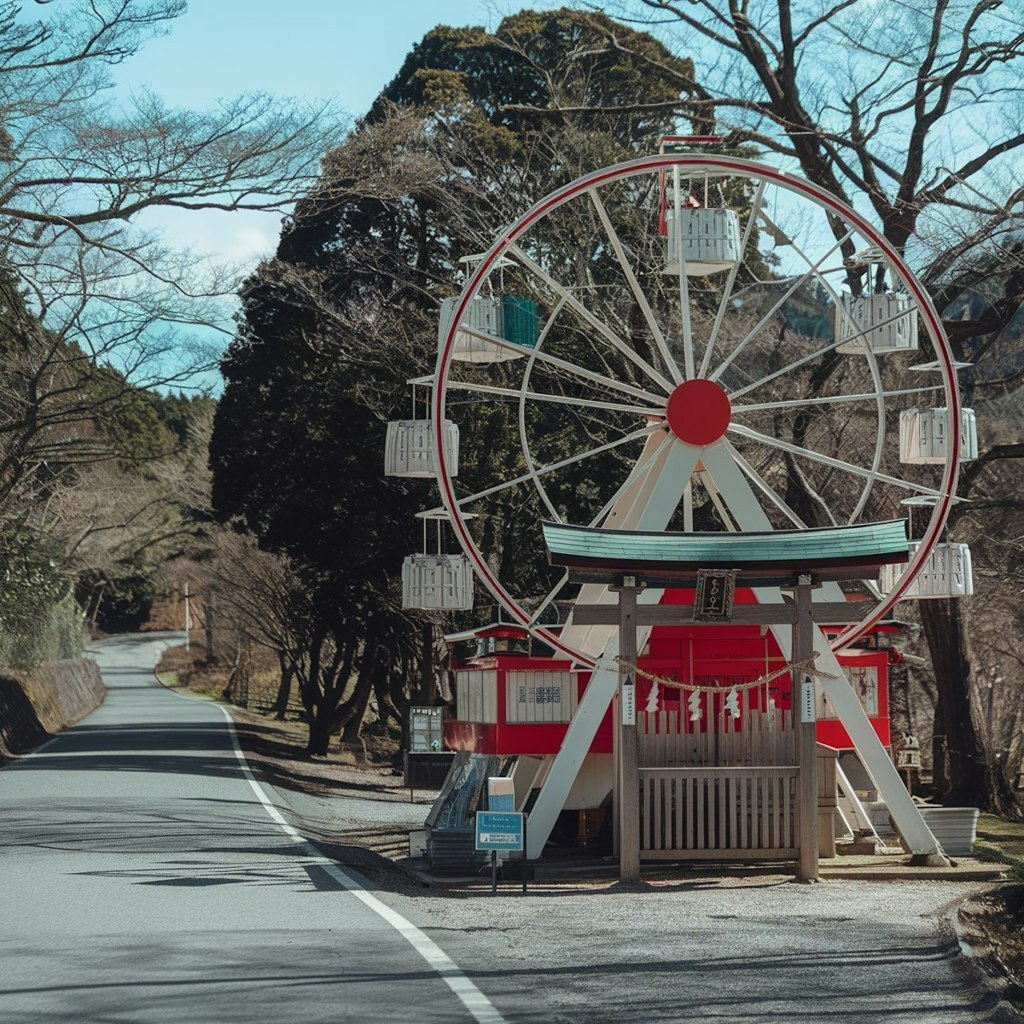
<box><xmin>204</xmin><ymin>588</ymin><xmax>215</xmax><ymax>661</ymax></box>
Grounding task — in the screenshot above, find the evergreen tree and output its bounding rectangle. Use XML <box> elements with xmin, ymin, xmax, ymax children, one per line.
<box><xmin>212</xmin><ymin>8</ymin><xmax>696</xmax><ymax>755</ymax></box>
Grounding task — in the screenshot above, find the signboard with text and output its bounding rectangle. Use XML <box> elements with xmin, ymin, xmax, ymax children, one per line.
<box><xmin>621</xmin><ymin>680</ymin><xmax>636</xmax><ymax>725</ymax></box>
<box><xmin>475</xmin><ymin>811</ymin><xmax>524</xmax><ymax>851</ymax></box>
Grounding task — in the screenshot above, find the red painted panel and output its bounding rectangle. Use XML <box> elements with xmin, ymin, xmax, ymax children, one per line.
<box><xmin>446</xmin><ymin>587</ymin><xmax>892</xmax><ymax>756</ymax></box>
<box><xmin>444</xmin><ymin>720</ymin><xmax>495</xmax><ymax>753</ymax></box>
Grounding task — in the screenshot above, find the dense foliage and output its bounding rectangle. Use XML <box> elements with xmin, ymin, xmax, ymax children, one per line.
<box><xmin>212</xmin><ymin>8</ymin><xmax>698</xmax><ymax>754</ymax></box>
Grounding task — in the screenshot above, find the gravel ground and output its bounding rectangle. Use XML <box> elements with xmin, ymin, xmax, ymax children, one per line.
<box><xmin>162</xmin><ymin>655</ymin><xmax>1019</xmax><ymax>1023</ymax></box>
<box><xmin>372</xmin><ymin>876</ymin><xmax>1020</xmax><ymax>1023</ymax></box>
<box><xmin>255</xmin><ymin>767</ymin><xmax>1022</xmax><ymax>1023</ymax></box>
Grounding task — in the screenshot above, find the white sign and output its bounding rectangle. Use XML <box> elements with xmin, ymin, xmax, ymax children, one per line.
<box><xmin>800</xmin><ymin>677</ymin><xmax>816</xmax><ymax>723</ymax></box>
<box><xmin>506</xmin><ymin>670</ymin><xmax>575</xmax><ymax>723</ymax></box>
<box><xmin>478</xmin><ymin>831</ymin><xmax>519</xmax><ymax>845</ymax></box>
<box><xmin>621</xmin><ymin>682</ymin><xmax>636</xmax><ymax>725</ymax></box>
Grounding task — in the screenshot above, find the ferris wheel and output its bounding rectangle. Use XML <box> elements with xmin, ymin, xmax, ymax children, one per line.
<box><xmin>422</xmin><ymin>152</ymin><xmax>973</xmax><ymax>663</ymax></box>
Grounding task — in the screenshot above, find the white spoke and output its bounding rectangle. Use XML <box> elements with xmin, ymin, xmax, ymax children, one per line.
<box><xmin>587</xmin><ymin>436</ymin><xmax>669</xmax><ymax>528</ymax></box>
<box><xmin>709</xmin><ymin>226</ymin><xmax>857</xmax><ymax>384</ymax></box>
<box><xmin>673</xmin><ymin>166</ymin><xmax>695</xmax><ymax>379</ymax></box>
<box><xmin>584</xmin><ymin>432</ymin><xmax>698</xmax><ymax>537</ymax></box>
<box><xmin>727</xmin><ymin>302</ymin><xmax>920</xmax><ymax>401</ymax></box>
<box><xmin>730</xmin><ymin>446</ymin><xmax>807</xmax><ymax>528</ymax></box>
<box><xmin>732</xmin><ymin>384</ymin><xmax>944</xmax><ymax>413</ymax></box>
<box><xmin>699</xmin><ymin>442</ymin><xmax>848</xmax><ymax>614</ymax></box>
<box><xmin>698</xmin><ymin>471</ymin><xmax>738</xmax><ymax>531</ymax></box>
<box><xmin>698</xmin><ymin>441</ymin><xmax>774</xmax><ymax>531</ymax></box>
<box><xmin>507</xmin><ymin>243</ymin><xmax>676</xmax><ymax>393</ymax></box>
<box><xmin>445</xmin><ymin>379</ymin><xmax>663</xmax><ymax>417</ymax></box>
<box><xmin>449</xmin><ymin>424</ymin><xmax>660</xmax><ymax>509</ymax></box>
<box><xmin>626</xmin><ymin>439</ymin><xmax>699</xmax><ymax>531</ymax></box>
<box><xmin>454</xmin><ymin>323</ymin><xmax>666</xmax><ymax>405</ymax></box>
<box><xmin>683</xmin><ymin>483</ymin><xmax>694</xmax><ymax>531</ymax></box>
<box><xmin>527</xmin><ymin>571</ymin><xmax>570</xmax><ymax>627</ymax></box>
<box><xmin>698</xmin><ymin>178</ymin><xmax>767</xmax><ymax>379</ymax></box>
<box><xmin>727</xmin><ymin>422</ymin><xmax>949</xmax><ymax>497</ymax></box>
<box><xmin>588</xmin><ymin>187</ymin><xmax>682</xmax><ymax>386</ymax></box>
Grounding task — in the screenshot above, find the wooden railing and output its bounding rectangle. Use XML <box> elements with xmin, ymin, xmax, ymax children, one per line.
<box><xmin>639</xmin><ymin>704</ymin><xmax>796</xmax><ymax>768</ymax></box>
<box><xmin>639</xmin><ymin>766</ymin><xmax>799</xmax><ymax>860</ymax></box>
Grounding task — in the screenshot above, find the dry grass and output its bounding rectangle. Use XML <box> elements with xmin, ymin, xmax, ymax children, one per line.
<box><xmin>977</xmin><ymin>813</ymin><xmax>1024</xmax><ymax>860</ymax></box>
<box><xmin>154</xmin><ymin>644</ymin><xmax>416</xmax><ymax>872</ymax></box>
<box><xmin>960</xmin><ymin>814</ymin><xmax>1024</xmax><ymax>1009</ymax></box>
<box><xmin>155</xmin><ymin>643</ymin><xmax>229</xmax><ymax>701</ymax></box>
<box><xmin>154</xmin><ymin>644</ymin><xmax>403</xmax><ymax>786</ymax></box>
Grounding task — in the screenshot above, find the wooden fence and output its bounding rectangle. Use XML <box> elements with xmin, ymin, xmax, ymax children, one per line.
<box><xmin>639</xmin><ymin>693</ymin><xmax>795</xmax><ymax>769</ymax></box>
<box><xmin>639</xmin><ymin>766</ymin><xmax>799</xmax><ymax>860</ymax></box>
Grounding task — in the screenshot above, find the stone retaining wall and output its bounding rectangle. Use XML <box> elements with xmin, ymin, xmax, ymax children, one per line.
<box><xmin>0</xmin><ymin>658</ymin><xmax>105</xmax><ymax>761</ymax></box>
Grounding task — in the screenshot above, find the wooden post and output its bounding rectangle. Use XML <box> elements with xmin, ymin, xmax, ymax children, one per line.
<box><xmin>794</xmin><ymin>576</ymin><xmax>819</xmax><ymax>882</ymax></box>
<box><xmin>612</xmin><ymin>699</ymin><xmax>620</xmax><ymax>857</ymax></box>
<box><xmin>184</xmin><ymin>581</ymin><xmax>191</xmax><ymax>653</ymax></box>
<box><xmin>618</xmin><ymin>580</ymin><xmax>641</xmax><ymax>883</ymax></box>
<box><xmin>204</xmin><ymin>588</ymin><xmax>215</xmax><ymax>661</ymax></box>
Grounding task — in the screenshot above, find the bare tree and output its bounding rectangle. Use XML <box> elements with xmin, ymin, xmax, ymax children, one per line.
<box><xmin>565</xmin><ymin>0</ymin><xmax>1024</xmax><ymax>811</ymax></box>
<box><xmin>0</xmin><ymin>0</ymin><xmax>343</xmax><ymax>516</ymax></box>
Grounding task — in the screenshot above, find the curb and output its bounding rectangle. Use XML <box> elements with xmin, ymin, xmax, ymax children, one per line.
<box><xmin>819</xmin><ymin>868</ymin><xmax>1008</xmax><ymax>882</ymax></box>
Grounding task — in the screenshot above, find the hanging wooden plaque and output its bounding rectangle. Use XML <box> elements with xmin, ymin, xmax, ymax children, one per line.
<box><xmin>693</xmin><ymin>568</ymin><xmax>737</xmax><ymax>622</ymax></box>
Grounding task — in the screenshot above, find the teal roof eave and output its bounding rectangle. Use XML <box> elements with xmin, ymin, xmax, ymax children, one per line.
<box><xmin>542</xmin><ymin>519</ymin><xmax>909</xmax><ymax>571</ymax></box>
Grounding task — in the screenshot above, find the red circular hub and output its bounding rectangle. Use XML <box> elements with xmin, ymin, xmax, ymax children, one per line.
<box><xmin>665</xmin><ymin>379</ymin><xmax>731</xmax><ymax>445</ymax></box>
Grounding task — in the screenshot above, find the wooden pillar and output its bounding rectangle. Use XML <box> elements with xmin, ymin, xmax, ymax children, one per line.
<box><xmin>618</xmin><ymin>581</ymin><xmax>640</xmax><ymax>883</ymax></box>
<box><xmin>794</xmin><ymin>576</ymin><xmax>819</xmax><ymax>882</ymax></box>
<box><xmin>612</xmin><ymin>695</ymin><xmax>620</xmax><ymax>857</ymax></box>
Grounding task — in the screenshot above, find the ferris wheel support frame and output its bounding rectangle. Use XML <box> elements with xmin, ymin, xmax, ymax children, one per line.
<box><xmin>432</xmin><ymin>154</ymin><xmax>960</xmax><ymax>862</ymax></box>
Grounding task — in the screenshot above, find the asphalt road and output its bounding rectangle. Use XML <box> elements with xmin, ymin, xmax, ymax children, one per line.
<box><xmin>0</xmin><ymin>633</ymin><xmax>501</xmax><ymax>1024</ymax></box>
<box><xmin>0</xmin><ymin>634</ymin><xmax>1019</xmax><ymax>1024</ymax></box>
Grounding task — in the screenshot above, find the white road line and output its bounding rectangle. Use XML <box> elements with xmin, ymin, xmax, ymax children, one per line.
<box><xmin>154</xmin><ymin>653</ymin><xmax>508</xmax><ymax>1024</ymax></box>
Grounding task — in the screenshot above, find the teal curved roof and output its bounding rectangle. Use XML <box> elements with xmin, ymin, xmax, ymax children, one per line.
<box><xmin>542</xmin><ymin>520</ymin><xmax>908</xmax><ymax>574</ymax></box>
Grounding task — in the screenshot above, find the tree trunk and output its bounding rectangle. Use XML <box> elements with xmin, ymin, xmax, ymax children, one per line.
<box><xmin>306</xmin><ymin>707</ymin><xmax>331</xmax><ymax>757</ymax></box>
<box><xmin>417</xmin><ymin>623</ymin><xmax>434</xmax><ymax>705</ymax></box>
<box><xmin>301</xmin><ymin>624</ymin><xmax>327</xmax><ymax>753</ymax></box>
<box><xmin>374</xmin><ymin>662</ymin><xmax>404</xmax><ymax>733</ymax></box>
<box><xmin>340</xmin><ymin>677</ymin><xmax>374</xmax><ymax>745</ymax></box>
<box><xmin>931</xmin><ymin>695</ymin><xmax>948</xmax><ymax>797</ymax></box>
<box><xmin>920</xmin><ymin>599</ymin><xmax>988</xmax><ymax>807</ymax></box>
<box><xmin>272</xmin><ymin>654</ymin><xmax>295</xmax><ymax>719</ymax></box>
<box><xmin>340</xmin><ymin>643</ymin><xmax>379</xmax><ymax>744</ymax></box>
<box><xmin>222</xmin><ymin>644</ymin><xmax>243</xmax><ymax>703</ymax></box>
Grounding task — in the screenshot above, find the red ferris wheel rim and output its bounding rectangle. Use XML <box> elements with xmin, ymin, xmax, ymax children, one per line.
<box><xmin>431</xmin><ymin>153</ymin><xmax>962</xmax><ymax>665</ymax></box>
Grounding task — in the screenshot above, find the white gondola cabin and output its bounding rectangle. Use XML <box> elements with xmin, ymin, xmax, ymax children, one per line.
<box><xmin>401</xmin><ymin>554</ymin><xmax>474</xmax><ymax>610</ymax></box>
<box><xmin>836</xmin><ymin>291</ymin><xmax>918</xmax><ymax>354</ymax></box>
<box><xmin>663</xmin><ymin>208</ymin><xmax>742</xmax><ymax>276</ymax></box>
<box><xmin>440</xmin><ymin>253</ymin><xmax>541</xmax><ymax>364</ymax></box>
<box><xmin>401</xmin><ymin>511</ymin><xmax>475</xmax><ymax>611</ymax></box>
<box><xmin>879</xmin><ymin>540</ymin><xmax>973</xmax><ymax>600</ymax></box>
<box><xmin>899</xmin><ymin>407</ymin><xmax>978</xmax><ymax>465</ymax></box>
<box><xmin>439</xmin><ymin>296</ymin><xmax>510</xmax><ymax>364</ymax></box>
<box><xmin>384</xmin><ymin>419</ymin><xmax>460</xmax><ymax>478</ymax></box>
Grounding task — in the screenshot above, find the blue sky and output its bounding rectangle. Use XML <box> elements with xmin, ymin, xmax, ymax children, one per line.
<box><xmin>112</xmin><ymin>1</ymin><xmax>540</xmax><ymax>269</ymax></box>
<box><xmin>116</xmin><ymin>1</ymin><xmax>507</xmax><ymax>112</ymax></box>
<box><xmin>94</xmin><ymin>1</ymin><xmax>558</xmax><ymax>387</ymax></box>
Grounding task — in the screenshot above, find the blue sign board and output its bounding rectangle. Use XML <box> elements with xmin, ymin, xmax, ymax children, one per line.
<box><xmin>475</xmin><ymin>811</ymin><xmax>524</xmax><ymax>852</ymax></box>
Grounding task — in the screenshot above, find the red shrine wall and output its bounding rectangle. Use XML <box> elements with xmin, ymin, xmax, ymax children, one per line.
<box><xmin>444</xmin><ymin>588</ymin><xmax>891</xmax><ymax>756</ymax></box>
